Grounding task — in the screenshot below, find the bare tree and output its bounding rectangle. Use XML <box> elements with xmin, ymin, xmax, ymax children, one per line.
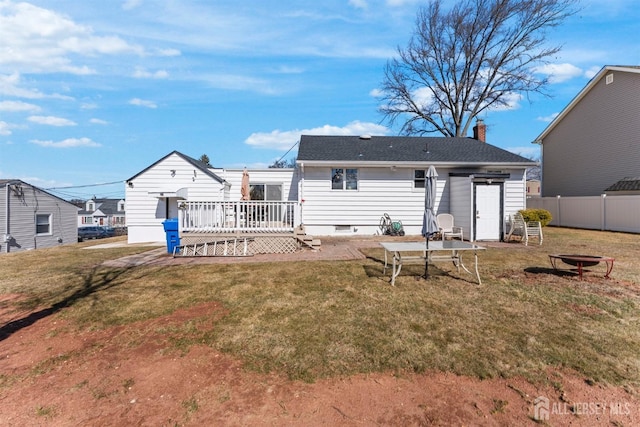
<box><xmin>379</xmin><ymin>0</ymin><xmax>577</xmax><ymax>137</ymax></box>
<box><xmin>269</xmin><ymin>157</ymin><xmax>297</xmax><ymax>168</ymax></box>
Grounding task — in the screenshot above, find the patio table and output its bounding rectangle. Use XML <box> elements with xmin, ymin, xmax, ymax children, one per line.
<box><xmin>380</xmin><ymin>240</ymin><xmax>486</xmax><ymax>286</ymax></box>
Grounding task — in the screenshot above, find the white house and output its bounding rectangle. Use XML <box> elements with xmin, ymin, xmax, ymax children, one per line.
<box><xmin>125</xmin><ymin>151</ymin><xmax>298</xmax><ymax>243</ymax></box>
<box><xmin>126</xmin><ymin>125</ymin><xmax>535</xmax><ymax>244</ymax></box>
<box><xmin>1</xmin><ymin>179</ymin><xmax>78</xmax><ymax>253</ymax></box>
<box><xmin>78</xmin><ymin>198</ymin><xmax>126</xmax><ymax>228</ymax></box>
<box><xmin>296</xmin><ymin>129</ymin><xmax>535</xmax><ymax>241</ymax></box>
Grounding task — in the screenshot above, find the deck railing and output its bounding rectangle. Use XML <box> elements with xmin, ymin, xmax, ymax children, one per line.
<box><xmin>178</xmin><ymin>201</ymin><xmax>298</xmax><ymax>234</ymax></box>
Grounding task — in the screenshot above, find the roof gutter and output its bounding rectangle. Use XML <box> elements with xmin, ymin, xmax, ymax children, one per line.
<box><xmin>298</xmin><ymin>160</ymin><xmax>536</xmax><ymax>168</ymax></box>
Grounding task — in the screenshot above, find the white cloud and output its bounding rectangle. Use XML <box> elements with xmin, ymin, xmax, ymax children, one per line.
<box><xmin>81</xmin><ymin>102</ymin><xmax>98</xmax><ymax>110</ymax></box>
<box><xmin>196</xmin><ymin>73</ymin><xmax>279</xmax><ymax>95</ymax></box>
<box><xmin>273</xmin><ymin>65</ymin><xmax>304</xmax><ymax>74</ymax></box>
<box><xmin>156</xmin><ymin>48</ymin><xmax>181</xmax><ymax>57</ymax></box>
<box><xmin>0</xmin><ymin>2</ymin><xmax>145</xmax><ymax>74</ymax></box>
<box><xmin>129</xmin><ymin>98</ymin><xmax>157</xmax><ymax>108</ymax></box>
<box><xmin>584</xmin><ymin>66</ymin><xmax>602</xmax><ymax>79</ymax></box>
<box><xmin>535</xmin><ymin>63</ymin><xmax>583</xmax><ymax>83</ymax></box>
<box><xmin>0</xmin><ymin>73</ymin><xmax>73</xmax><ymax>100</ymax></box>
<box><xmin>349</xmin><ymin>0</ymin><xmax>368</xmax><ymax>9</ymax></box>
<box><xmin>133</xmin><ymin>67</ymin><xmax>169</xmax><ymax>79</ymax></box>
<box><xmin>28</xmin><ymin>115</ymin><xmax>77</xmax><ymax>126</ymax></box>
<box><xmin>0</xmin><ymin>121</ymin><xmax>13</xmax><ymax>135</ymax></box>
<box><xmin>413</xmin><ymin>87</ymin><xmax>434</xmax><ymax>110</ymax></box>
<box><xmin>90</xmin><ymin>118</ymin><xmax>108</xmax><ymax>125</ymax></box>
<box><xmin>30</xmin><ymin>137</ymin><xmax>101</xmax><ymax>148</ymax></box>
<box><xmin>485</xmin><ymin>92</ymin><xmax>523</xmax><ymax>112</ymax></box>
<box><xmin>386</xmin><ymin>0</ymin><xmax>420</xmax><ymax>6</ymax></box>
<box><xmin>536</xmin><ymin>113</ymin><xmax>559</xmax><ymax>123</ymax></box>
<box><xmin>369</xmin><ymin>88</ymin><xmax>383</xmax><ymax>97</ymax></box>
<box><xmin>0</xmin><ymin>100</ymin><xmax>41</xmax><ymax>112</ymax></box>
<box><xmin>0</xmin><ymin>73</ymin><xmax>38</xmax><ymax>98</ymax></box>
<box><xmin>245</xmin><ymin>121</ymin><xmax>389</xmax><ymax>150</ymax></box>
<box><xmin>122</xmin><ymin>0</ymin><xmax>143</xmax><ymax>11</ymax></box>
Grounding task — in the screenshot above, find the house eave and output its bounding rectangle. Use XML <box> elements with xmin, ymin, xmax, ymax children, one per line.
<box><xmin>534</xmin><ymin>65</ymin><xmax>640</xmax><ymax>144</ymax></box>
<box><xmin>298</xmin><ymin>160</ymin><xmax>534</xmax><ymax>168</ymax></box>
<box><xmin>148</xmin><ymin>187</ymin><xmax>189</xmax><ymax>200</ymax></box>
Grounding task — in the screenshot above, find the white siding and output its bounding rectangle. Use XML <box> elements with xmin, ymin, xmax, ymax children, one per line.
<box><xmin>126</xmin><ymin>153</ymin><xmax>226</xmax><ymax>243</ymax></box>
<box><xmin>504</xmin><ymin>170</ymin><xmax>527</xmax><ymax>233</ymax></box>
<box><xmin>215</xmin><ymin>168</ymin><xmax>298</xmax><ymax>201</ymax></box>
<box><xmin>300</xmin><ymin>166</ymin><xmax>455</xmax><ymax>236</ymax></box>
<box><xmin>450</xmin><ymin>177</ymin><xmax>473</xmax><ymax>239</ymax></box>
<box><xmin>300</xmin><ymin>167</ymin><xmax>530</xmax><ymax>238</ymax></box>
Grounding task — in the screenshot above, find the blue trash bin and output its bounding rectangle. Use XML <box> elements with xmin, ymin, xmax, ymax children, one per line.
<box><xmin>162</xmin><ymin>218</ymin><xmax>180</xmax><ymax>254</ymax></box>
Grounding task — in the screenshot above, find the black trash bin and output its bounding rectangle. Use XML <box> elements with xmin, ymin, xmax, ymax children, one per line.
<box><xmin>162</xmin><ymin>218</ymin><xmax>180</xmax><ymax>254</ymax></box>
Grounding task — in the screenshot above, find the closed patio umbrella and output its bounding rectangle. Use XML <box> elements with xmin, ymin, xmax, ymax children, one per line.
<box><xmin>421</xmin><ymin>165</ymin><xmax>438</xmax><ymax>278</ymax></box>
<box><xmin>241</xmin><ymin>168</ymin><xmax>250</xmax><ymax>201</ymax></box>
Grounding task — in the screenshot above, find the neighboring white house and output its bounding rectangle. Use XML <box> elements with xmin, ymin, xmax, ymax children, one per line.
<box><xmin>533</xmin><ymin>65</ymin><xmax>640</xmax><ymax>197</ymax></box>
<box><xmin>78</xmin><ymin>198</ymin><xmax>126</xmax><ymax>228</ymax></box>
<box><xmin>1</xmin><ymin>179</ymin><xmax>78</xmax><ymax>253</ymax></box>
<box><xmin>126</xmin><ymin>123</ymin><xmax>535</xmax><ymax>243</ymax></box>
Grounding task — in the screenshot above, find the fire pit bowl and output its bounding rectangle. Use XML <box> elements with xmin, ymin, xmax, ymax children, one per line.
<box><xmin>549</xmin><ymin>254</ymin><xmax>615</xmax><ymax>280</ymax></box>
<box><xmin>556</xmin><ymin>255</ymin><xmax>603</xmax><ymax>267</ymax></box>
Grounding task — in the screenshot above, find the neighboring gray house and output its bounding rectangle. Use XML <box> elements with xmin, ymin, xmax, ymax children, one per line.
<box><xmin>1</xmin><ymin>179</ymin><xmax>78</xmax><ymax>253</ymax></box>
<box><xmin>78</xmin><ymin>198</ymin><xmax>126</xmax><ymax>228</ymax></box>
<box><xmin>296</xmin><ymin>124</ymin><xmax>536</xmax><ymax>241</ymax></box>
<box><xmin>534</xmin><ymin>65</ymin><xmax>640</xmax><ymax>197</ymax></box>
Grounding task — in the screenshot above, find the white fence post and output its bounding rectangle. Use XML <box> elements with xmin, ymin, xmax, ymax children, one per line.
<box><xmin>527</xmin><ymin>194</ymin><xmax>640</xmax><ymax>234</ymax></box>
<box><xmin>601</xmin><ymin>194</ymin><xmax>606</xmax><ymax>231</ymax></box>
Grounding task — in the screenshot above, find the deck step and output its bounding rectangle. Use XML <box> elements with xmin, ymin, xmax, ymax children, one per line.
<box><xmin>296</xmin><ymin>236</ymin><xmax>321</xmax><ymax>250</ymax></box>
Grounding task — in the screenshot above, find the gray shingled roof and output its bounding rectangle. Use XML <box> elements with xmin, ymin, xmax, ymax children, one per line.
<box><xmin>78</xmin><ymin>198</ymin><xmax>124</xmax><ymax>215</ymax></box>
<box><xmin>297</xmin><ymin>135</ymin><xmax>535</xmax><ymax>164</ymax></box>
<box><xmin>605</xmin><ymin>177</ymin><xmax>640</xmax><ymax>192</ymax></box>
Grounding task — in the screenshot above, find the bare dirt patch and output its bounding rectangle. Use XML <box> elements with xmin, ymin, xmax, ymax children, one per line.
<box><xmin>2</xmin><ymin>299</ymin><xmax>638</xmax><ymax>426</ymax></box>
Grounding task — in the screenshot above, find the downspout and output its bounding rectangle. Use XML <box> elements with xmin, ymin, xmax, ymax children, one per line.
<box><xmin>4</xmin><ymin>183</ymin><xmax>10</xmax><ymax>253</ymax></box>
<box><xmin>298</xmin><ymin>163</ymin><xmax>304</xmax><ymax>227</ymax></box>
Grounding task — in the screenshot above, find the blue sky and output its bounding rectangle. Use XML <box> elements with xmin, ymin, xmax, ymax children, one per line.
<box><xmin>1</xmin><ymin>0</ymin><xmax>639</xmax><ymax>200</ymax></box>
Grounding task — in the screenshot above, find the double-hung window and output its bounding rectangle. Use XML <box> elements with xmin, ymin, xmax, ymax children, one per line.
<box><xmin>36</xmin><ymin>214</ymin><xmax>52</xmax><ymax>235</ymax></box>
<box><xmin>414</xmin><ymin>170</ymin><xmax>426</xmax><ymax>189</ymax></box>
<box><xmin>331</xmin><ymin>168</ymin><xmax>358</xmax><ymax>190</ymax></box>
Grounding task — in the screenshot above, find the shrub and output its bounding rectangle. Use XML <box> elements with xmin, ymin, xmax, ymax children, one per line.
<box><xmin>520</xmin><ymin>208</ymin><xmax>552</xmax><ymax>226</ymax></box>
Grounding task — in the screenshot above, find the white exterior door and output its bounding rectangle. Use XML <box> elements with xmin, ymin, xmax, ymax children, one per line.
<box><xmin>475</xmin><ymin>184</ymin><xmax>501</xmax><ymax>240</ymax></box>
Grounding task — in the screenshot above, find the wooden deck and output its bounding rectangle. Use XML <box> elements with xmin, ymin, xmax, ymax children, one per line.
<box><xmin>179</xmin><ymin>227</ymin><xmax>320</xmax><ymax>255</ymax></box>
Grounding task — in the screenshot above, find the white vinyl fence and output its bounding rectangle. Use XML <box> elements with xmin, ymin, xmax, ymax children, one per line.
<box><xmin>527</xmin><ymin>195</ymin><xmax>640</xmax><ymax>234</ymax></box>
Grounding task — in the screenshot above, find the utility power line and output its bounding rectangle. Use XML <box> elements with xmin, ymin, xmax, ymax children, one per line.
<box><xmin>45</xmin><ymin>180</ymin><xmax>124</xmax><ymax>191</ymax></box>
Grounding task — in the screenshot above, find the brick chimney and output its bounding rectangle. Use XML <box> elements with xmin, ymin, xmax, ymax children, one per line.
<box><xmin>473</xmin><ymin>119</ymin><xmax>486</xmax><ymax>142</ymax></box>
